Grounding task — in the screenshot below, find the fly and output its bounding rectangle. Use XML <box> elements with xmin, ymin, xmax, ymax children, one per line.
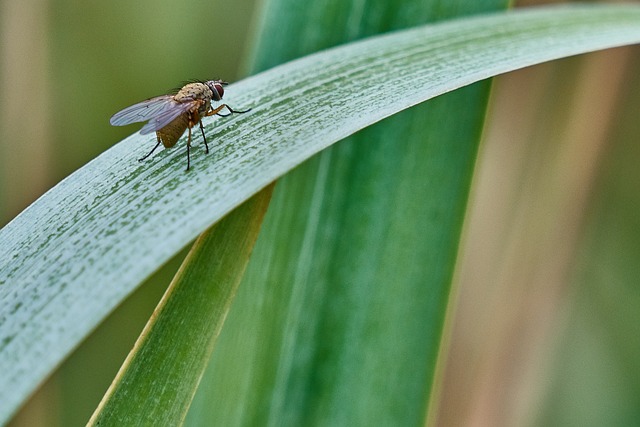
<box><xmin>110</xmin><ymin>80</ymin><xmax>249</xmax><ymax>171</ymax></box>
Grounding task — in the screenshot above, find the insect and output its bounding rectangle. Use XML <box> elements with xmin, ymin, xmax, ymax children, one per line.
<box><xmin>110</xmin><ymin>80</ymin><xmax>249</xmax><ymax>170</ymax></box>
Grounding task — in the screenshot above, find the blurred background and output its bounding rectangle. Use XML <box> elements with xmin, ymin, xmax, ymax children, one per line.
<box><xmin>2</xmin><ymin>0</ymin><xmax>639</xmax><ymax>426</ymax></box>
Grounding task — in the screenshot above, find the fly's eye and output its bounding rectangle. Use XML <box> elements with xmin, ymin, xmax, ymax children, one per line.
<box><xmin>211</xmin><ymin>83</ymin><xmax>224</xmax><ymax>101</ymax></box>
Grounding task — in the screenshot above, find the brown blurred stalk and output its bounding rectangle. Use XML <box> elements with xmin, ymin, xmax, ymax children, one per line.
<box><xmin>433</xmin><ymin>46</ymin><xmax>634</xmax><ymax>427</ymax></box>
<box><xmin>0</xmin><ymin>0</ymin><xmax>53</xmax><ymax>227</ymax></box>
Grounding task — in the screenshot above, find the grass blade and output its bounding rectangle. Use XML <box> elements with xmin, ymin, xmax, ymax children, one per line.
<box><xmin>87</xmin><ymin>186</ymin><xmax>273</xmax><ymax>426</ymax></box>
<box><xmin>185</xmin><ymin>0</ymin><xmax>506</xmax><ymax>425</ymax></box>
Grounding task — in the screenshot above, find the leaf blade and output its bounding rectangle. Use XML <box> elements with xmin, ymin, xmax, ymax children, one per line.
<box><xmin>87</xmin><ymin>186</ymin><xmax>273</xmax><ymax>426</ymax></box>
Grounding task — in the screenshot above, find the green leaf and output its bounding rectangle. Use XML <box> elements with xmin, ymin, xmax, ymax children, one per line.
<box><xmin>185</xmin><ymin>0</ymin><xmax>506</xmax><ymax>425</ymax></box>
<box><xmin>1</xmin><ymin>4</ymin><xmax>640</xmax><ymax>423</ymax></box>
<box><xmin>87</xmin><ymin>186</ymin><xmax>273</xmax><ymax>426</ymax></box>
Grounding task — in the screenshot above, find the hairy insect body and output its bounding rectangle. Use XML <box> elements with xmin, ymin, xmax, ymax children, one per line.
<box><xmin>157</xmin><ymin>83</ymin><xmax>212</xmax><ymax>149</ymax></box>
<box><xmin>175</xmin><ymin>82</ymin><xmax>213</xmax><ymax>104</ymax></box>
<box><xmin>110</xmin><ymin>79</ymin><xmax>250</xmax><ymax>170</ymax></box>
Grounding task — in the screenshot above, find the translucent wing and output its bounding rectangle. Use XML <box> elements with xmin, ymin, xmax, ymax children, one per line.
<box><xmin>138</xmin><ymin>101</ymin><xmax>196</xmax><ymax>135</ymax></box>
<box><xmin>109</xmin><ymin>95</ymin><xmax>176</xmax><ymax>127</ymax></box>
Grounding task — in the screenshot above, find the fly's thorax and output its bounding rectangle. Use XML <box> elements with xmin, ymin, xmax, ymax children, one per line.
<box><xmin>175</xmin><ymin>83</ymin><xmax>213</xmax><ymax>103</ymax></box>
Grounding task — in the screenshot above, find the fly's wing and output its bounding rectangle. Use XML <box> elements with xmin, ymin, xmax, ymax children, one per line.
<box><xmin>110</xmin><ymin>95</ymin><xmax>176</xmax><ymax>127</ymax></box>
<box><xmin>138</xmin><ymin>101</ymin><xmax>197</xmax><ymax>134</ymax></box>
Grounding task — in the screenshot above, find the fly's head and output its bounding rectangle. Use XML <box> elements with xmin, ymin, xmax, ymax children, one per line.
<box><xmin>205</xmin><ymin>80</ymin><xmax>227</xmax><ymax>102</ymax></box>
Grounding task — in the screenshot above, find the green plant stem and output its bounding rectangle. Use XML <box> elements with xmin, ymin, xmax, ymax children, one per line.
<box><xmin>88</xmin><ymin>185</ymin><xmax>274</xmax><ymax>426</ymax></box>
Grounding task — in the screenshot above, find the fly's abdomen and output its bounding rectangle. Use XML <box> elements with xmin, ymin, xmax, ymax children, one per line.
<box><xmin>156</xmin><ymin>114</ymin><xmax>189</xmax><ymax>148</ymax></box>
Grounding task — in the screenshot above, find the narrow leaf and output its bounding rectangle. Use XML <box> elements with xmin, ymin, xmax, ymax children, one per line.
<box><xmin>186</xmin><ymin>0</ymin><xmax>506</xmax><ymax>425</ymax></box>
<box><xmin>87</xmin><ymin>186</ymin><xmax>273</xmax><ymax>426</ymax></box>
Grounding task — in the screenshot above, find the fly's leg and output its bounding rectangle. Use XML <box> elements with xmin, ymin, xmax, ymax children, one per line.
<box><xmin>139</xmin><ymin>137</ymin><xmax>162</xmax><ymax>162</ymax></box>
<box><xmin>186</xmin><ymin>126</ymin><xmax>192</xmax><ymax>171</ymax></box>
<box><xmin>220</xmin><ymin>105</ymin><xmax>252</xmax><ymax>116</ymax></box>
<box><xmin>206</xmin><ymin>104</ymin><xmax>252</xmax><ymax>118</ymax></box>
<box><xmin>192</xmin><ymin>105</ymin><xmax>250</xmax><ymax>165</ymax></box>
<box><xmin>198</xmin><ymin>119</ymin><xmax>209</xmax><ymax>154</ymax></box>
